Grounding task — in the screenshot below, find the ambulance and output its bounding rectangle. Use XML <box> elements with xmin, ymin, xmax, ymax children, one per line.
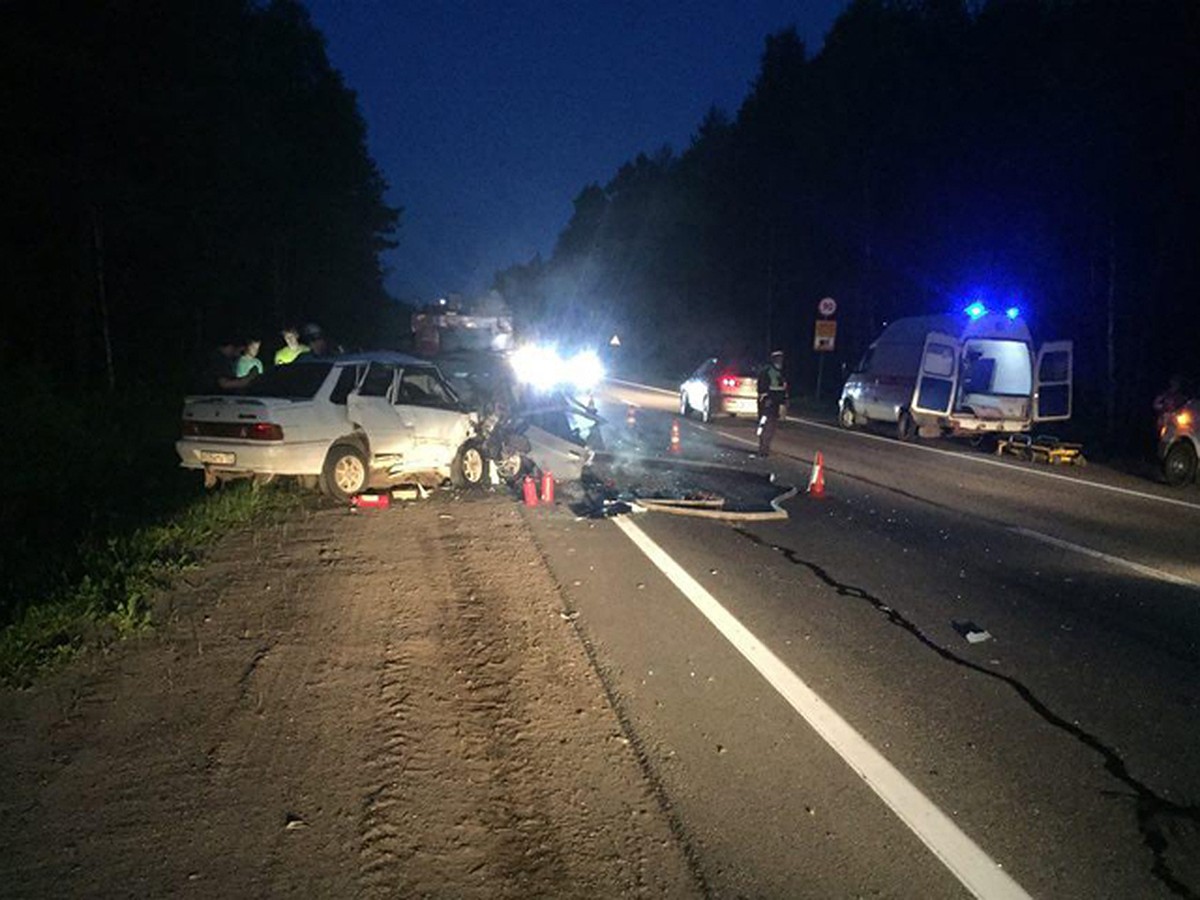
<box><xmin>838</xmin><ymin>304</ymin><xmax>1072</xmax><ymax>441</ymax></box>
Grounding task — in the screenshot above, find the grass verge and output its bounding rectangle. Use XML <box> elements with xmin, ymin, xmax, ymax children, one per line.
<box><xmin>0</xmin><ymin>482</ymin><xmax>305</xmax><ymax>688</ymax></box>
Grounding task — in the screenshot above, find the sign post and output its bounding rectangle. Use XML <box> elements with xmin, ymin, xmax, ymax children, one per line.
<box><xmin>813</xmin><ymin>298</ymin><xmax>838</xmax><ymax>400</ymax></box>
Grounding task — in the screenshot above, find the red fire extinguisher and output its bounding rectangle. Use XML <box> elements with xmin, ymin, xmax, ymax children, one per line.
<box><xmin>540</xmin><ymin>470</ymin><xmax>555</xmax><ymax>505</ymax></box>
<box><xmin>522</xmin><ymin>474</ymin><xmax>538</xmax><ymax>507</ymax></box>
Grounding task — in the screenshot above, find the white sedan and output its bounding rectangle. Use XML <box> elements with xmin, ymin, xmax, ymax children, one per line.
<box><xmin>176</xmin><ymin>352</ymin><xmax>486</xmax><ymax>501</ymax></box>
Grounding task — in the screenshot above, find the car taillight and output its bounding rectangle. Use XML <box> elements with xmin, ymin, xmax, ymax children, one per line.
<box><xmin>247</xmin><ymin>422</ymin><xmax>284</xmax><ymax>441</ymax></box>
<box><xmin>720</xmin><ymin>376</ymin><xmax>738</xmax><ymax>389</ymax></box>
<box><xmin>181</xmin><ymin>420</ymin><xmax>283</xmax><ymax>440</ymax></box>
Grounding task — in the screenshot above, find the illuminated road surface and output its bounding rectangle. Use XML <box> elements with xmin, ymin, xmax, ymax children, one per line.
<box><xmin>525</xmin><ymin>378</ymin><xmax>1200</xmax><ymax>899</ymax></box>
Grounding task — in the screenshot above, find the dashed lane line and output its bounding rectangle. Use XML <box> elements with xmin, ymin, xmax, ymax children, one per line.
<box><xmin>1011</xmin><ymin>526</ymin><xmax>1200</xmax><ymax>590</ymax></box>
<box><xmin>611</xmin><ymin>516</ymin><xmax>1032</xmax><ymax>900</ymax></box>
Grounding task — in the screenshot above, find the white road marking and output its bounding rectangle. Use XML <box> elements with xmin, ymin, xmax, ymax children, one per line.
<box><xmin>612</xmin><ymin>516</ymin><xmax>1032</xmax><ymax>900</ymax></box>
<box><xmin>1011</xmin><ymin>527</ymin><xmax>1199</xmax><ymax>590</ymax></box>
<box><xmin>604</xmin><ymin>379</ymin><xmax>1200</xmax><ymax>512</ymax></box>
<box><xmin>607</xmin><ymin>377</ymin><xmax>677</xmax><ymax>397</ymax></box>
<box><xmin>717</xmin><ymin>429</ymin><xmax>757</xmax><ymax>449</ymax></box>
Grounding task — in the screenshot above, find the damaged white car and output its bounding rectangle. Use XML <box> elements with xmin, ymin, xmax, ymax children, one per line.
<box><xmin>176</xmin><ymin>352</ymin><xmax>487</xmax><ymax>501</ymax></box>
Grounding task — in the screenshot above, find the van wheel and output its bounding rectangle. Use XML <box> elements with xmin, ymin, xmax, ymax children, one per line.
<box><xmin>897</xmin><ymin>410</ymin><xmax>918</xmax><ymax>442</ymax></box>
<box><xmin>322</xmin><ymin>443</ymin><xmax>368</xmax><ymax>502</ymax></box>
<box><xmin>839</xmin><ymin>402</ymin><xmax>857</xmax><ymax>429</ymax></box>
<box><xmin>452</xmin><ymin>441</ymin><xmax>487</xmax><ymax>489</ymax></box>
<box><xmin>1163</xmin><ymin>442</ymin><xmax>1197</xmax><ymax>487</ymax></box>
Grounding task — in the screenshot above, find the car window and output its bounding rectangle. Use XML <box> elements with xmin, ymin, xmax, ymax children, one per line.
<box><xmin>397</xmin><ymin>367</ymin><xmax>458</xmax><ymax>409</ymax></box>
<box><xmin>719</xmin><ymin>359</ymin><xmax>756</xmax><ymax>378</ymax></box>
<box><xmin>329</xmin><ymin>365</ymin><xmax>360</xmax><ymax>405</ymax></box>
<box><xmin>358</xmin><ymin>363</ymin><xmax>395</xmax><ymax>398</ymax></box>
<box><xmin>241</xmin><ymin>362</ymin><xmax>332</xmax><ymax>399</ymax></box>
<box><xmin>693</xmin><ymin>360</ymin><xmax>714</xmax><ymax>379</ymax></box>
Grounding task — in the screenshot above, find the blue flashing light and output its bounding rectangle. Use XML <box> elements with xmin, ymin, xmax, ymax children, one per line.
<box><xmin>964</xmin><ymin>301</ymin><xmax>988</xmax><ymax>320</ymax></box>
<box><xmin>1005</xmin><ymin>306</ymin><xmax>1020</xmax><ymax>320</ymax></box>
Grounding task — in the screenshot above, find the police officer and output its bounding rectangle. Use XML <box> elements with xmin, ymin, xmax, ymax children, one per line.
<box><xmin>756</xmin><ymin>349</ymin><xmax>787</xmax><ymax>457</ymax></box>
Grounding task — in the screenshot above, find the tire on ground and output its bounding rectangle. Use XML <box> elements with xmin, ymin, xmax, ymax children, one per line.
<box><xmin>322</xmin><ymin>442</ymin><xmax>368</xmax><ymax>502</ymax></box>
<box><xmin>451</xmin><ymin>440</ymin><xmax>487</xmax><ymax>489</ymax></box>
<box><xmin>1163</xmin><ymin>442</ymin><xmax>1197</xmax><ymax>487</ymax></box>
<box><xmin>839</xmin><ymin>402</ymin><xmax>857</xmax><ymax>429</ymax></box>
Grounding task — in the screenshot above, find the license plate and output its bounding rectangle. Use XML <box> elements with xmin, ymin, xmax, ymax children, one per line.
<box><xmin>199</xmin><ymin>450</ymin><xmax>236</xmax><ymax>466</ymax></box>
<box><xmin>727</xmin><ymin>398</ymin><xmax>756</xmax><ymax>413</ymax></box>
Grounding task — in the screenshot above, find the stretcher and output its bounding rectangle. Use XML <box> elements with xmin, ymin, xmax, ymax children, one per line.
<box><xmin>995</xmin><ymin>434</ymin><xmax>1086</xmax><ymax>466</ymax></box>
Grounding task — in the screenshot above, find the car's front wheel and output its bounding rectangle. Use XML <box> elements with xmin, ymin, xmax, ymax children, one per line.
<box><xmin>452</xmin><ymin>441</ymin><xmax>487</xmax><ymax>489</ymax></box>
<box><xmin>1163</xmin><ymin>441</ymin><xmax>1197</xmax><ymax>487</ymax></box>
<box><xmin>322</xmin><ymin>443</ymin><xmax>368</xmax><ymax>502</ymax></box>
<box><xmin>839</xmin><ymin>402</ymin><xmax>857</xmax><ymax>429</ymax></box>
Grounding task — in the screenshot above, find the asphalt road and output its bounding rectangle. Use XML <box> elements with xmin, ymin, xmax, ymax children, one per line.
<box><xmin>526</xmin><ymin>379</ymin><xmax>1200</xmax><ymax>899</ymax></box>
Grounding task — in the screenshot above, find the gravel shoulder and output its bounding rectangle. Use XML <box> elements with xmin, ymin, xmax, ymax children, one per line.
<box><xmin>0</xmin><ymin>495</ymin><xmax>701</xmax><ymax>899</ymax></box>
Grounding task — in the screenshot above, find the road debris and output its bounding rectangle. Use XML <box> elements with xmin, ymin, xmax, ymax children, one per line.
<box><xmin>952</xmin><ymin>620</ymin><xmax>994</xmax><ymax>644</ymax></box>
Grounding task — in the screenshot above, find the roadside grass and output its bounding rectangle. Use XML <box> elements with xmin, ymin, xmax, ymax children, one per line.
<box><xmin>0</xmin><ymin>481</ymin><xmax>304</xmax><ymax>687</ymax></box>
<box><xmin>0</xmin><ymin>372</ymin><xmax>309</xmax><ymax>687</ymax></box>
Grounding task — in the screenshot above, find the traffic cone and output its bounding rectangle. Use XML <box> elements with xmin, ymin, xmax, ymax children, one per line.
<box><xmin>669</xmin><ymin>419</ymin><xmax>682</xmax><ymax>454</ymax></box>
<box><xmin>807</xmin><ymin>451</ymin><xmax>826</xmax><ymax>497</ymax></box>
<box><xmin>522</xmin><ymin>474</ymin><xmax>539</xmax><ymax>507</ymax></box>
<box><xmin>540</xmin><ymin>470</ymin><xmax>555</xmax><ymax>505</ymax></box>
<box><xmin>626</xmin><ymin>404</ymin><xmax>637</xmax><ymax>428</ymax></box>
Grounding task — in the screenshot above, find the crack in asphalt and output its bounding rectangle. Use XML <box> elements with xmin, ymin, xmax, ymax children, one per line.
<box><xmin>733</xmin><ymin>526</ymin><xmax>1200</xmax><ymax>898</ymax></box>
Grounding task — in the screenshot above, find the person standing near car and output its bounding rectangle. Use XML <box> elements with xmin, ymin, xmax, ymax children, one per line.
<box><xmin>274</xmin><ymin>326</ymin><xmax>309</xmax><ymax>365</ymax></box>
<box><xmin>236</xmin><ymin>337</ymin><xmax>264</xmax><ymax>378</ymax></box>
<box><xmin>756</xmin><ymin>349</ymin><xmax>787</xmax><ymax>457</ymax></box>
<box><xmin>202</xmin><ymin>338</ymin><xmax>257</xmax><ymax>393</ymax></box>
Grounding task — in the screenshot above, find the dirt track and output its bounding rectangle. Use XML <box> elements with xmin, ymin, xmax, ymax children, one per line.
<box><xmin>0</xmin><ymin>496</ymin><xmax>701</xmax><ymax>898</ymax></box>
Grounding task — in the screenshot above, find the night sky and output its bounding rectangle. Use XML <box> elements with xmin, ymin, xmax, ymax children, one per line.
<box><xmin>304</xmin><ymin>1</ymin><xmax>848</xmax><ymax>303</ymax></box>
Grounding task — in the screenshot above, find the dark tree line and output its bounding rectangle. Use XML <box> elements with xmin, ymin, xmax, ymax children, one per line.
<box><xmin>0</xmin><ymin>0</ymin><xmax>399</xmax><ymax>392</ymax></box>
<box><xmin>496</xmin><ymin>0</ymin><xmax>1198</xmax><ymax>449</ymax></box>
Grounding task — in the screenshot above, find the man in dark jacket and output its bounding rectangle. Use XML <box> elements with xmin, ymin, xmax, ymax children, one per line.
<box><xmin>756</xmin><ymin>350</ymin><xmax>786</xmax><ymax>456</ymax></box>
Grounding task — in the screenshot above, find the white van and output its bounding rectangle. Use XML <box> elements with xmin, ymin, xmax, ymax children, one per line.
<box><xmin>838</xmin><ymin>312</ymin><xmax>1072</xmax><ymax>440</ymax></box>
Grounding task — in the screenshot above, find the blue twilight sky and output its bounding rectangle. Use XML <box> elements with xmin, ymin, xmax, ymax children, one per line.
<box><xmin>303</xmin><ymin>1</ymin><xmax>849</xmax><ymax>302</ymax></box>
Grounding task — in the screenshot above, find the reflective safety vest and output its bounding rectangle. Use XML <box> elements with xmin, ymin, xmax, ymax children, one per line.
<box><xmin>274</xmin><ymin>344</ymin><xmax>310</xmax><ymax>365</ymax></box>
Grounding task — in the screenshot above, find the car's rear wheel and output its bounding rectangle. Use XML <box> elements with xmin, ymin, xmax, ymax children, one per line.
<box><xmin>701</xmin><ymin>392</ymin><xmax>712</xmax><ymax>423</ymax></box>
<box><xmin>322</xmin><ymin>443</ymin><xmax>368</xmax><ymax>502</ymax></box>
<box><xmin>680</xmin><ymin>392</ymin><xmax>691</xmax><ymax>418</ymax></box>
<box><xmin>1163</xmin><ymin>442</ymin><xmax>1197</xmax><ymax>487</ymax></box>
<box><xmin>452</xmin><ymin>441</ymin><xmax>487</xmax><ymax>489</ymax></box>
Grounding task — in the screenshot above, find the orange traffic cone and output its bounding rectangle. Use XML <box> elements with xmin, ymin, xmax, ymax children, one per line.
<box><xmin>669</xmin><ymin>419</ymin><xmax>682</xmax><ymax>454</ymax></box>
<box><xmin>807</xmin><ymin>451</ymin><xmax>826</xmax><ymax>497</ymax></box>
<box><xmin>626</xmin><ymin>404</ymin><xmax>637</xmax><ymax>428</ymax></box>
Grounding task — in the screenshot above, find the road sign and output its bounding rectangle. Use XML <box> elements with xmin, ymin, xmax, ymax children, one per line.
<box><xmin>814</xmin><ymin>319</ymin><xmax>837</xmax><ymax>352</ymax></box>
<box><xmin>818</xmin><ymin>297</ymin><xmax>838</xmax><ymax>317</ymax></box>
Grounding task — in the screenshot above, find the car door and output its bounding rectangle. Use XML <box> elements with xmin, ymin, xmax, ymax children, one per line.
<box><xmin>1033</xmin><ymin>340</ymin><xmax>1073</xmax><ymax>422</ymax></box>
<box><xmin>346</xmin><ymin>362</ymin><xmax>414</xmax><ymax>462</ymax></box>
<box><xmin>911</xmin><ymin>333</ymin><xmax>960</xmax><ymax>416</ymax></box>
<box><xmin>395</xmin><ymin>365</ymin><xmax>474</xmax><ymax>470</ymax></box>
